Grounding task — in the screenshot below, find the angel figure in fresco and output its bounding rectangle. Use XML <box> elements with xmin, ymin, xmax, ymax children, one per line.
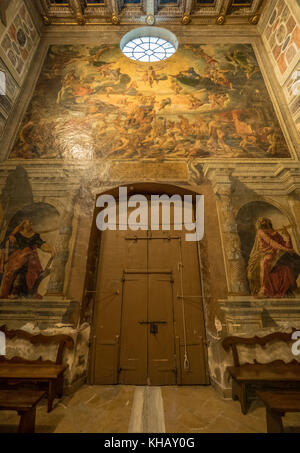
<box><xmin>0</xmin><ymin>219</ymin><xmax>55</xmax><ymax>300</ymax></box>
<box><xmin>247</xmin><ymin>217</ymin><xmax>300</xmax><ymax>298</ymax></box>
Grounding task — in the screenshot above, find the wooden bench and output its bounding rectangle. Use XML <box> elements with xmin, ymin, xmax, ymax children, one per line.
<box><xmin>222</xmin><ymin>330</ymin><xmax>300</xmax><ymax>415</ymax></box>
<box><xmin>256</xmin><ymin>390</ymin><xmax>300</xmax><ymax>433</ymax></box>
<box><xmin>0</xmin><ymin>389</ymin><xmax>45</xmax><ymax>433</ymax></box>
<box><xmin>0</xmin><ymin>325</ymin><xmax>74</xmax><ymax>412</ymax></box>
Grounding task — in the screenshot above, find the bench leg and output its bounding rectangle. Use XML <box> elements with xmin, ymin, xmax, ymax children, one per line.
<box><xmin>48</xmin><ymin>380</ymin><xmax>55</xmax><ymax>413</ymax></box>
<box><xmin>232</xmin><ymin>378</ymin><xmax>248</xmax><ymax>414</ymax></box>
<box><xmin>266</xmin><ymin>409</ymin><xmax>284</xmax><ymax>434</ymax></box>
<box><xmin>48</xmin><ymin>375</ymin><xmax>64</xmax><ymax>412</ymax></box>
<box><xmin>56</xmin><ymin>373</ymin><xmax>64</xmax><ymax>399</ymax></box>
<box><xmin>18</xmin><ymin>408</ymin><xmax>36</xmax><ymax>434</ymax></box>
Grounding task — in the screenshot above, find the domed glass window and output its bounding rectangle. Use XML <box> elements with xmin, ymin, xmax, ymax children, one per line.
<box><xmin>122</xmin><ymin>36</ymin><xmax>176</xmax><ymax>62</ymax></box>
<box><xmin>121</xmin><ymin>27</ymin><xmax>178</xmax><ymax>63</ymax></box>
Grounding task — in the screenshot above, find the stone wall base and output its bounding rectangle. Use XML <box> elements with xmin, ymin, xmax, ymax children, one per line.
<box><xmin>0</xmin><ymin>298</ymin><xmax>80</xmax><ymax>329</ymax></box>
<box><xmin>64</xmin><ymin>375</ymin><xmax>87</xmax><ymax>395</ymax></box>
<box><xmin>210</xmin><ymin>377</ymin><xmax>232</xmax><ymax>399</ymax></box>
<box><xmin>220</xmin><ymin>297</ymin><xmax>300</xmax><ymax>334</ymax></box>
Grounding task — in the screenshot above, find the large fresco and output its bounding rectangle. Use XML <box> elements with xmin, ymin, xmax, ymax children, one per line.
<box><xmin>10</xmin><ymin>43</ymin><xmax>291</xmax><ymax>160</ymax></box>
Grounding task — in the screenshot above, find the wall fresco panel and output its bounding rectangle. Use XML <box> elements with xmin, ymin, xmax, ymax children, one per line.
<box><xmin>9</xmin><ymin>43</ymin><xmax>291</xmax><ymax>160</ymax></box>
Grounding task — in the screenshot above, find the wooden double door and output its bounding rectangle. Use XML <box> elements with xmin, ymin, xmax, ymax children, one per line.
<box><xmin>89</xmin><ymin>205</ymin><xmax>209</xmax><ymax>386</ymax></box>
<box><xmin>120</xmin><ymin>230</ymin><xmax>177</xmax><ymax>385</ymax></box>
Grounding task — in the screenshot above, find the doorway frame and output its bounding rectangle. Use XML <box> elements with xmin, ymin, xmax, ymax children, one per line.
<box><xmin>82</xmin><ymin>182</ymin><xmax>210</xmax><ymax>385</ymax></box>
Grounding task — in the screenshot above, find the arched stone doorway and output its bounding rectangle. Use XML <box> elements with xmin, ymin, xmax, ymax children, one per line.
<box><xmin>83</xmin><ymin>182</ymin><xmax>223</xmax><ymax>387</ymax></box>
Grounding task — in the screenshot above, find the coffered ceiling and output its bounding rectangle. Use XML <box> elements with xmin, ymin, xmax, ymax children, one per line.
<box><xmin>35</xmin><ymin>0</ymin><xmax>266</xmax><ymax>26</ymax></box>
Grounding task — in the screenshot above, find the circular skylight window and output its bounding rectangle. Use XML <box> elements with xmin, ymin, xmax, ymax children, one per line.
<box><xmin>121</xmin><ymin>27</ymin><xmax>178</xmax><ymax>63</ymax></box>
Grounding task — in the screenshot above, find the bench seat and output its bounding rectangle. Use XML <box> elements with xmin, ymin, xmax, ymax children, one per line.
<box><xmin>0</xmin><ymin>325</ymin><xmax>73</xmax><ymax>412</ymax></box>
<box><xmin>0</xmin><ymin>389</ymin><xmax>45</xmax><ymax>433</ymax></box>
<box><xmin>256</xmin><ymin>390</ymin><xmax>300</xmax><ymax>433</ymax></box>
<box><xmin>0</xmin><ymin>363</ymin><xmax>67</xmax><ymax>380</ymax></box>
<box><xmin>0</xmin><ymin>363</ymin><xmax>67</xmax><ymax>412</ymax></box>
<box><xmin>223</xmin><ymin>330</ymin><xmax>300</xmax><ymax>414</ymax></box>
<box><xmin>229</xmin><ymin>363</ymin><xmax>300</xmax><ymax>382</ymax></box>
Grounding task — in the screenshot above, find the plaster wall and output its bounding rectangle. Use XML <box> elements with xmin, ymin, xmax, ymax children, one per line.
<box><xmin>0</xmin><ymin>18</ymin><xmax>299</xmax><ymax>395</ymax></box>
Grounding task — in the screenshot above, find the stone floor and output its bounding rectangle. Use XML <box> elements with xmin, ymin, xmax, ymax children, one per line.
<box><xmin>0</xmin><ymin>385</ymin><xmax>300</xmax><ymax>433</ymax></box>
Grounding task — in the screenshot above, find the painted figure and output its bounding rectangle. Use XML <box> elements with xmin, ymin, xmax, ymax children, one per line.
<box><xmin>9</xmin><ymin>44</ymin><xmax>291</xmax><ymax>160</ymax></box>
<box><xmin>0</xmin><ymin>219</ymin><xmax>54</xmax><ymax>299</ymax></box>
<box><xmin>247</xmin><ymin>217</ymin><xmax>298</xmax><ymax>298</ymax></box>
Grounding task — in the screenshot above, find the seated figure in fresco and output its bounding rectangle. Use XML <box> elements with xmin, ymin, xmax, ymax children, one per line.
<box><xmin>0</xmin><ymin>219</ymin><xmax>54</xmax><ymax>299</ymax></box>
<box><xmin>247</xmin><ymin>217</ymin><xmax>300</xmax><ymax>298</ymax></box>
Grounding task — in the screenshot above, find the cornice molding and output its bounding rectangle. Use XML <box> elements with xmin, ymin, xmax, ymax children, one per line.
<box><xmin>203</xmin><ymin>163</ymin><xmax>300</xmax><ymax>196</ymax></box>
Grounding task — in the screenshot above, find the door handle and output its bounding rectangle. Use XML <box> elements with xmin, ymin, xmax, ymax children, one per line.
<box><xmin>139</xmin><ymin>321</ymin><xmax>167</xmax><ymax>335</ymax></box>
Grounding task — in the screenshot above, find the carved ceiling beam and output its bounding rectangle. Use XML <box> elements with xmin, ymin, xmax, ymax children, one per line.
<box><xmin>109</xmin><ymin>0</ymin><xmax>125</xmax><ymax>24</ymax></box>
<box><xmin>33</xmin><ymin>0</ymin><xmax>267</xmax><ymax>26</ymax></box>
<box><xmin>69</xmin><ymin>0</ymin><xmax>85</xmax><ymax>25</ymax></box>
<box><xmin>216</xmin><ymin>0</ymin><xmax>231</xmax><ymax>25</ymax></box>
<box><xmin>35</xmin><ymin>0</ymin><xmax>51</xmax><ymax>25</ymax></box>
<box><xmin>248</xmin><ymin>0</ymin><xmax>264</xmax><ymax>25</ymax></box>
<box><xmin>182</xmin><ymin>0</ymin><xmax>193</xmax><ymax>25</ymax></box>
<box><xmin>0</xmin><ymin>0</ymin><xmax>10</xmax><ymax>27</ymax></box>
<box><xmin>143</xmin><ymin>0</ymin><xmax>158</xmax><ymax>25</ymax></box>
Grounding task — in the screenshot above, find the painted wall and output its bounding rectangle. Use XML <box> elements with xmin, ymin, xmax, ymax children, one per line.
<box><xmin>3</xmin><ymin>40</ymin><xmax>299</xmax><ymax>308</ymax></box>
<box><xmin>261</xmin><ymin>0</ymin><xmax>300</xmax><ymax>131</ymax></box>
<box><xmin>9</xmin><ymin>43</ymin><xmax>291</xmax><ymax>160</ymax></box>
<box><xmin>0</xmin><ymin>18</ymin><xmax>300</xmax><ymax>393</ymax></box>
<box><xmin>0</xmin><ymin>0</ymin><xmax>40</xmax><ymax>139</ymax></box>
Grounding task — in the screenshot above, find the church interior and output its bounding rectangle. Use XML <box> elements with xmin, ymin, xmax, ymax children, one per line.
<box><xmin>0</xmin><ymin>0</ymin><xmax>299</xmax><ymax>434</ymax></box>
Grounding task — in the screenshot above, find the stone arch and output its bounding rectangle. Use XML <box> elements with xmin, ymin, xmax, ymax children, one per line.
<box><xmin>236</xmin><ymin>195</ymin><xmax>296</xmax><ymax>227</ymax></box>
<box><xmin>81</xmin><ymin>181</ymin><xmax>226</xmax><ymax>386</ymax></box>
<box><xmin>79</xmin><ymin>181</ymin><xmax>227</xmax><ymax>334</ymax></box>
